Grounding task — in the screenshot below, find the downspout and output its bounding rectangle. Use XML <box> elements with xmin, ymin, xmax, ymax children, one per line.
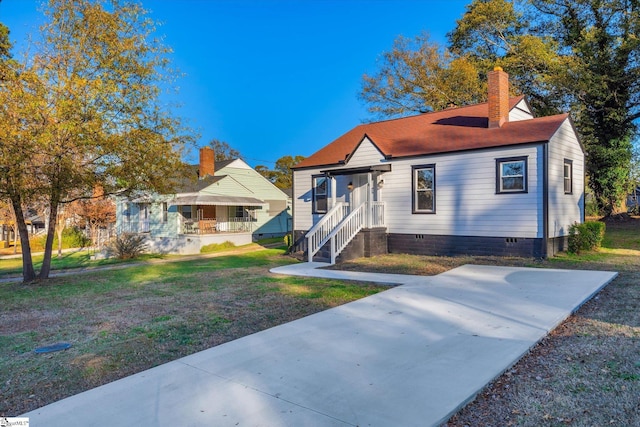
<box><xmin>542</xmin><ymin>142</ymin><xmax>549</xmax><ymax>258</ymax></box>
<box><xmin>291</xmin><ymin>168</ymin><xmax>296</xmax><ymax>249</ymax></box>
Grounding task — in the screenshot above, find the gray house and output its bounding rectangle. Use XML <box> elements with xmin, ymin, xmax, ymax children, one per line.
<box><xmin>116</xmin><ymin>147</ymin><xmax>290</xmax><ymax>254</ymax></box>
<box><xmin>292</xmin><ymin>68</ymin><xmax>584</xmax><ymax>262</ymax></box>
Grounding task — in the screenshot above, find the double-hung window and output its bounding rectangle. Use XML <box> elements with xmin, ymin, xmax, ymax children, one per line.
<box><xmin>496</xmin><ymin>157</ymin><xmax>527</xmax><ymax>193</ymax></box>
<box><xmin>161</xmin><ymin>202</ymin><xmax>168</xmax><ymax>222</ymax></box>
<box><xmin>564</xmin><ymin>159</ymin><xmax>573</xmax><ymax>194</ymax></box>
<box><xmin>412</xmin><ymin>164</ymin><xmax>435</xmax><ymax>213</ymax></box>
<box><xmin>312</xmin><ymin>175</ymin><xmax>328</xmax><ymax>214</ymax></box>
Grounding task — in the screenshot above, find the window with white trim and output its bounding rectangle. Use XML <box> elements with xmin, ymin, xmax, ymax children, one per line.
<box><xmin>564</xmin><ymin>159</ymin><xmax>573</xmax><ymax>194</ymax></box>
<box><xmin>496</xmin><ymin>157</ymin><xmax>527</xmax><ymax>193</ymax></box>
<box><xmin>312</xmin><ymin>175</ymin><xmax>328</xmax><ymax>214</ymax></box>
<box><xmin>412</xmin><ymin>164</ymin><xmax>435</xmax><ymax>213</ymax></box>
<box><xmin>162</xmin><ymin>202</ymin><xmax>168</xmax><ymax>222</ymax></box>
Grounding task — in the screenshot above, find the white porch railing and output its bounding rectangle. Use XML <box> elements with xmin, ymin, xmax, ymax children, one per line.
<box><xmin>181</xmin><ymin>217</ymin><xmax>253</xmax><ymax>235</ymax></box>
<box><xmin>305</xmin><ymin>201</ymin><xmax>385</xmax><ymax>264</ymax></box>
<box><xmin>369</xmin><ymin>201</ymin><xmax>385</xmax><ymax>227</ymax></box>
<box><xmin>305</xmin><ymin>202</ymin><xmax>349</xmax><ymax>262</ymax></box>
<box><xmin>118</xmin><ymin>221</ymin><xmax>149</xmax><ymax>234</ymax></box>
<box><xmin>327</xmin><ymin>202</ymin><xmax>366</xmax><ymax>264</ymax></box>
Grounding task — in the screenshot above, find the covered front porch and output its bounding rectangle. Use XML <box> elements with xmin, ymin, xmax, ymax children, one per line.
<box><xmin>170</xmin><ymin>194</ymin><xmax>266</xmax><ymax>236</ymax></box>
<box><xmin>306</xmin><ymin>165</ymin><xmax>390</xmax><ymax>263</ymax></box>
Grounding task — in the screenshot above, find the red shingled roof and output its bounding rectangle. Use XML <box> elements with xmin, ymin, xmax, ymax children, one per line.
<box><xmin>294</xmin><ymin>96</ymin><xmax>569</xmax><ymax>169</ymax></box>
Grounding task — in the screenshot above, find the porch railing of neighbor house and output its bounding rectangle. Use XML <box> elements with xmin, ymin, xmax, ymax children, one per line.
<box><xmin>118</xmin><ymin>220</ymin><xmax>149</xmax><ymax>234</ymax></box>
<box><xmin>305</xmin><ymin>202</ymin><xmax>349</xmax><ymax>262</ymax></box>
<box><xmin>117</xmin><ymin>221</ymin><xmax>140</xmax><ymax>234</ymax></box>
<box><xmin>181</xmin><ymin>217</ymin><xmax>254</xmax><ymax>235</ymax></box>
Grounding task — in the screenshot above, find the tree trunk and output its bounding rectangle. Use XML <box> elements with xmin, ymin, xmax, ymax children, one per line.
<box><xmin>12</xmin><ymin>223</ymin><xmax>18</xmax><ymax>255</ymax></box>
<box><xmin>56</xmin><ymin>221</ymin><xmax>64</xmax><ymax>257</ymax></box>
<box><xmin>39</xmin><ymin>198</ymin><xmax>60</xmax><ymax>280</ymax></box>
<box><xmin>10</xmin><ymin>198</ymin><xmax>36</xmax><ymax>282</ymax></box>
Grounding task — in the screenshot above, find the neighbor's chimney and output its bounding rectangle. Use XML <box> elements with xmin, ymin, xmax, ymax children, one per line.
<box><xmin>199</xmin><ymin>146</ymin><xmax>215</xmax><ymax>178</ymax></box>
<box><xmin>488</xmin><ymin>66</ymin><xmax>509</xmax><ymax>129</ymax></box>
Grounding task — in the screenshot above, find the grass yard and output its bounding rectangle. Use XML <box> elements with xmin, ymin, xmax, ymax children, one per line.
<box><xmin>0</xmin><ymin>250</ymin><xmax>165</xmax><ymax>278</ymax></box>
<box><xmin>0</xmin><ymin>248</ymin><xmax>386</xmax><ymax>415</ymax></box>
<box><xmin>2</xmin><ymin>219</ymin><xmax>639</xmax><ymax>424</ymax></box>
<box><xmin>337</xmin><ymin>217</ymin><xmax>640</xmax><ymax>427</ymax></box>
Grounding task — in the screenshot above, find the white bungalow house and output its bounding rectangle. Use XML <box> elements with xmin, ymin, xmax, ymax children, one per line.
<box><xmin>116</xmin><ymin>147</ymin><xmax>290</xmax><ymax>254</ymax></box>
<box><xmin>292</xmin><ymin>68</ymin><xmax>584</xmax><ymax>263</ymax></box>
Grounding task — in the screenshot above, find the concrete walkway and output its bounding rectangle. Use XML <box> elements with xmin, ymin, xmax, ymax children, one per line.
<box><xmin>23</xmin><ymin>263</ymin><xmax>617</xmax><ymax>427</ymax></box>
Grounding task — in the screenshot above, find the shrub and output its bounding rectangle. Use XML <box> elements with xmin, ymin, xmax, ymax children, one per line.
<box><xmin>62</xmin><ymin>227</ymin><xmax>92</xmax><ymax>248</ymax></box>
<box><xmin>283</xmin><ymin>233</ymin><xmax>292</xmax><ymax>248</ymax></box>
<box><xmin>107</xmin><ymin>233</ymin><xmax>148</xmax><ymax>259</ymax></box>
<box><xmin>568</xmin><ymin>221</ymin><xmax>606</xmax><ymax>254</ymax></box>
<box><xmin>200</xmin><ymin>241</ymin><xmax>236</xmax><ymax>254</ymax></box>
<box><xmin>30</xmin><ymin>226</ymin><xmax>91</xmax><ymax>252</ymax></box>
<box><xmin>585</xmin><ymin>198</ymin><xmax>602</xmax><ymax>217</ymax></box>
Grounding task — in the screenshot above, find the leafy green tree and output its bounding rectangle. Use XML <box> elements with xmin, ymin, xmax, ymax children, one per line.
<box><xmin>256</xmin><ymin>155</ymin><xmax>305</xmax><ymax>190</ymax></box>
<box><xmin>209</xmin><ymin>139</ymin><xmax>242</xmax><ymax>161</ymax></box>
<box><xmin>532</xmin><ymin>0</ymin><xmax>639</xmax><ymax>215</ymax></box>
<box><xmin>0</xmin><ymin>0</ymin><xmax>192</xmax><ymax>281</ymax></box>
<box><xmin>0</xmin><ymin>22</ymin><xmax>42</xmax><ymax>279</ymax></box>
<box><xmin>359</xmin><ymin>33</ymin><xmax>485</xmax><ymax>119</ymax></box>
<box><xmin>254</xmin><ymin>165</ymin><xmax>276</xmax><ymax>183</ymax></box>
<box><xmin>448</xmin><ymin>0</ymin><xmax>565</xmax><ymax>116</ymax></box>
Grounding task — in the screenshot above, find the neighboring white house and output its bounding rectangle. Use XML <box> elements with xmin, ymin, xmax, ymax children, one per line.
<box><xmin>116</xmin><ymin>147</ymin><xmax>291</xmax><ymax>254</ymax></box>
<box><xmin>292</xmin><ymin>68</ymin><xmax>584</xmax><ymax>263</ymax></box>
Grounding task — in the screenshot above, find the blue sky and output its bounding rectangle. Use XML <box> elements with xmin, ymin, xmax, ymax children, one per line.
<box><xmin>1</xmin><ymin>0</ymin><xmax>471</xmax><ymax>168</ymax></box>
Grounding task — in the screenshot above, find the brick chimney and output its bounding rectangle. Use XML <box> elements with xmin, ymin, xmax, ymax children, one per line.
<box><xmin>488</xmin><ymin>66</ymin><xmax>509</xmax><ymax>129</ymax></box>
<box><xmin>199</xmin><ymin>146</ymin><xmax>215</xmax><ymax>178</ymax></box>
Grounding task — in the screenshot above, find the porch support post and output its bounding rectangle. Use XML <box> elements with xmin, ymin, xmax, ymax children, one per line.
<box><xmin>366</xmin><ymin>172</ymin><xmax>372</xmax><ymax>228</ymax></box>
<box><xmin>330</xmin><ymin>175</ymin><xmax>337</xmax><ymax>209</ymax></box>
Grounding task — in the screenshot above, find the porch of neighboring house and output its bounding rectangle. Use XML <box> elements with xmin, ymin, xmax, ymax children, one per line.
<box><xmin>304</xmin><ymin>168</ymin><xmax>389</xmax><ymax>264</ymax></box>
<box><xmin>178</xmin><ymin>204</ymin><xmax>257</xmax><ymax>236</ymax></box>
<box><xmin>1</xmin><ymin>223</ymin><xmax>16</xmax><ymax>249</ymax></box>
<box><xmin>1</xmin><ymin>216</ymin><xmax>46</xmax><ymax>249</ymax></box>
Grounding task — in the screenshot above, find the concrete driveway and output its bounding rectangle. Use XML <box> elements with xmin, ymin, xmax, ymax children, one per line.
<box><xmin>23</xmin><ymin>263</ymin><xmax>617</xmax><ymax>426</ymax></box>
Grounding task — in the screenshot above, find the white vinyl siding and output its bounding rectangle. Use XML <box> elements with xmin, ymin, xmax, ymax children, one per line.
<box><xmin>509</xmin><ymin>99</ymin><xmax>534</xmax><ymax>121</ymax></box>
<box><xmin>382</xmin><ymin>145</ymin><xmax>543</xmax><ymax>238</ymax></box>
<box><xmin>345</xmin><ymin>138</ymin><xmax>386</xmax><ymax>168</ymax></box>
<box><xmin>547</xmin><ymin>119</ymin><xmax>585</xmax><ymax>237</ymax></box>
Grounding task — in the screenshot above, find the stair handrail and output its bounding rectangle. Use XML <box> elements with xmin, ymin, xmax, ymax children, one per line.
<box><xmin>305</xmin><ymin>202</ymin><xmax>348</xmax><ymax>262</ymax></box>
<box><xmin>326</xmin><ymin>202</ymin><xmax>366</xmax><ymax>264</ymax></box>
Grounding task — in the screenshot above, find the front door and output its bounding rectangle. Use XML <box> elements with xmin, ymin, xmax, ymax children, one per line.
<box><xmin>349</xmin><ymin>174</ymin><xmax>370</xmax><ymax>208</ymax></box>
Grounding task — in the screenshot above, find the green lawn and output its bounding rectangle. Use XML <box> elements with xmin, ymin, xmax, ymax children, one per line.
<box><xmin>0</xmin><ymin>239</ymin><xmax>283</xmax><ymax>278</ymax></box>
<box><xmin>0</xmin><ymin>250</ymin><xmax>164</xmax><ymax>278</ymax></box>
<box><xmin>0</xmin><ymin>247</ymin><xmax>386</xmax><ymax>415</ymax></box>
